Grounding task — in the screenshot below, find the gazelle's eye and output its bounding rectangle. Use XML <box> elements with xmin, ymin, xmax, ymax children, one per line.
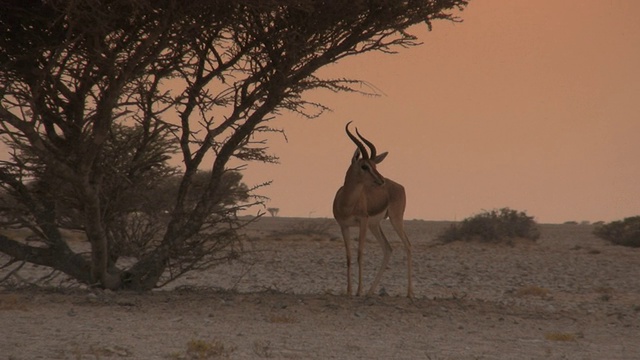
<box><xmin>361</xmin><ymin>165</ymin><xmax>369</xmax><ymax>170</ymax></box>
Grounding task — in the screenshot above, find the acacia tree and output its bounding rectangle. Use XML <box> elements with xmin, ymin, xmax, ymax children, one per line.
<box><xmin>8</xmin><ymin>123</ymin><xmax>180</xmax><ymax>229</ymax></box>
<box><xmin>267</xmin><ymin>208</ymin><xmax>280</xmax><ymax>217</ymax></box>
<box><xmin>0</xmin><ymin>0</ymin><xmax>468</xmax><ymax>290</ymax></box>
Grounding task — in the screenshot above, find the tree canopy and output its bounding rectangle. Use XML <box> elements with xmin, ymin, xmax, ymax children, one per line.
<box><xmin>0</xmin><ymin>0</ymin><xmax>468</xmax><ymax>290</ymax></box>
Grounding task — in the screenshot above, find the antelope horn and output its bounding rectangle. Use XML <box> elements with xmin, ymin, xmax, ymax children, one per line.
<box><xmin>345</xmin><ymin>121</ymin><xmax>369</xmax><ymax>159</ymax></box>
<box><xmin>355</xmin><ymin>128</ymin><xmax>377</xmax><ymax>160</ymax></box>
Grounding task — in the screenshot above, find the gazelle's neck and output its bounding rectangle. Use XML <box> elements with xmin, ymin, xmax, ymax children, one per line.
<box><xmin>339</xmin><ymin>168</ymin><xmax>364</xmax><ymax>207</ymax></box>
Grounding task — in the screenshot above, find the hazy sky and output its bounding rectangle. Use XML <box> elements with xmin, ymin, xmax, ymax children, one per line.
<box><xmin>242</xmin><ymin>0</ymin><xmax>640</xmax><ymax>223</ymax></box>
<box><xmin>3</xmin><ymin>1</ymin><xmax>637</xmax><ymax>224</ymax></box>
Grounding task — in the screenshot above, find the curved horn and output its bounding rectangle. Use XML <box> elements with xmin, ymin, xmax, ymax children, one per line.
<box><xmin>345</xmin><ymin>121</ymin><xmax>369</xmax><ymax>159</ymax></box>
<box><xmin>355</xmin><ymin>128</ymin><xmax>377</xmax><ymax>160</ymax></box>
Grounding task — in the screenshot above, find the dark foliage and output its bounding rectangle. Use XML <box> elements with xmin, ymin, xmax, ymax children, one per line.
<box><xmin>593</xmin><ymin>216</ymin><xmax>640</xmax><ymax>248</ymax></box>
<box><xmin>438</xmin><ymin>208</ymin><xmax>540</xmax><ymax>243</ymax></box>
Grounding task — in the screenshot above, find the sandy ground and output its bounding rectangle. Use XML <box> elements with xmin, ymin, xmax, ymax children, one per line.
<box><xmin>1</xmin><ymin>218</ymin><xmax>639</xmax><ymax>359</ymax></box>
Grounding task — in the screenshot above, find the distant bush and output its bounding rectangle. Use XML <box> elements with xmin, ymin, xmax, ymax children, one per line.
<box><xmin>593</xmin><ymin>216</ymin><xmax>640</xmax><ymax>248</ymax></box>
<box><xmin>271</xmin><ymin>219</ymin><xmax>335</xmax><ymax>241</ymax></box>
<box><xmin>437</xmin><ymin>208</ymin><xmax>540</xmax><ymax>243</ymax></box>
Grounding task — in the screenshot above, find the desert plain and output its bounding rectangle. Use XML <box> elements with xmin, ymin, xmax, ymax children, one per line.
<box><xmin>1</xmin><ymin>217</ymin><xmax>639</xmax><ymax>359</ymax></box>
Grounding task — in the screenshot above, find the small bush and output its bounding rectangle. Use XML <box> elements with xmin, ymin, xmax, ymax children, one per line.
<box><xmin>593</xmin><ymin>216</ymin><xmax>640</xmax><ymax>248</ymax></box>
<box><xmin>271</xmin><ymin>219</ymin><xmax>335</xmax><ymax>241</ymax></box>
<box><xmin>437</xmin><ymin>208</ymin><xmax>540</xmax><ymax>243</ymax></box>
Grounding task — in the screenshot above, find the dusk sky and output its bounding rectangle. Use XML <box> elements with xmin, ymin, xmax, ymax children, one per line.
<box><xmin>241</xmin><ymin>0</ymin><xmax>640</xmax><ymax>223</ymax></box>
<box><xmin>3</xmin><ymin>1</ymin><xmax>637</xmax><ymax>224</ymax></box>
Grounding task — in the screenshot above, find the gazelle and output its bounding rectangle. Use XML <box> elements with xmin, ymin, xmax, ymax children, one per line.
<box><xmin>332</xmin><ymin>121</ymin><xmax>414</xmax><ymax>298</ymax></box>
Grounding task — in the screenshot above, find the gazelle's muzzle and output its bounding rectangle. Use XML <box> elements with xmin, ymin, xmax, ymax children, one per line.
<box><xmin>371</xmin><ymin>170</ymin><xmax>385</xmax><ymax>186</ymax></box>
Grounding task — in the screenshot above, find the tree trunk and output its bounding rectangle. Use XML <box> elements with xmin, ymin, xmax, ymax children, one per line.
<box><xmin>81</xmin><ymin>178</ymin><xmax>122</xmax><ymax>289</ymax></box>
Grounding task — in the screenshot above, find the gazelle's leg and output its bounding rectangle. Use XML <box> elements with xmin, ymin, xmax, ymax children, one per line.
<box><xmin>340</xmin><ymin>226</ymin><xmax>353</xmax><ymax>296</ymax></box>
<box><xmin>367</xmin><ymin>223</ymin><xmax>392</xmax><ymax>296</ymax></box>
<box><xmin>356</xmin><ymin>220</ymin><xmax>368</xmax><ymax>296</ymax></box>
<box><xmin>390</xmin><ymin>218</ymin><xmax>414</xmax><ymax>298</ymax></box>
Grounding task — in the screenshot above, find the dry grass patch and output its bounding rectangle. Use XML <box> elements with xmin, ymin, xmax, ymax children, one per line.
<box><xmin>170</xmin><ymin>339</ymin><xmax>236</xmax><ymax>359</ymax></box>
<box><xmin>515</xmin><ymin>285</ymin><xmax>550</xmax><ymax>298</ymax></box>
<box><xmin>544</xmin><ymin>332</ymin><xmax>577</xmax><ymax>342</ymax></box>
<box><xmin>0</xmin><ymin>294</ymin><xmax>29</xmax><ymax>311</ymax></box>
<box><xmin>594</xmin><ymin>286</ymin><xmax>615</xmax><ymax>301</ymax></box>
<box><xmin>267</xmin><ymin>313</ymin><xmax>298</xmax><ymax>324</ymax></box>
<box><xmin>57</xmin><ymin>344</ymin><xmax>131</xmax><ymax>359</ymax></box>
<box><xmin>594</xmin><ymin>286</ymin><xmax>614</xmax><ymax>294</ymax></box>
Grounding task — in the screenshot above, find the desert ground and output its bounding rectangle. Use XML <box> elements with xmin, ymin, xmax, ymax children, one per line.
<box><xmin>1</xmin><ymin>217</ymin><xmax>639</xmax><ymax>359</ymax></box>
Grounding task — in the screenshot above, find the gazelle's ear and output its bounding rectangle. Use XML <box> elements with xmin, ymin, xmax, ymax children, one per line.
<box><xmin>373</xmin><ymin>152</ymin><xmax>388</xmax><ymax>164</ymax></box>
<box><xmin>351</xmin><ymin>149</ymin><xmax>361</xmax><ymax>163</ymax></box>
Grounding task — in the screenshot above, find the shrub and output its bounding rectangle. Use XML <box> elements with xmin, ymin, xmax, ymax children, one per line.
<box><xmin>437</xmin><ymin>208</ymin><xmax>540</xmax><ymax>243</ymax></box>
<box><xmin>271</xmin><ymin>219</ymin><xmax>335</xmax><ymax>241</ymax></box>
<box><xmin>593</xmin><ymin>216</ymin><xmax>640</xmax><ymax>248</ymax></box>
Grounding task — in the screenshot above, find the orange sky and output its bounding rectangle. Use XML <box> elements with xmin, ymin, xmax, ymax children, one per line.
<box><xmin>2</xmin><ymin>1</ymin><xmax>637</xmax><ymax>224</ymax></box>
<box><xmin>243</xmin><ymin>0</ymin><xmax>640</xmax><ymax>223</ymax></box>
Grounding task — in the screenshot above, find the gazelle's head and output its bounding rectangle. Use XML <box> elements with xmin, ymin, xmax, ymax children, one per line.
<box><xmin>345</xmin><ymin>121</ymin><xmax>388</xmax><ymax>186</ymax></box>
